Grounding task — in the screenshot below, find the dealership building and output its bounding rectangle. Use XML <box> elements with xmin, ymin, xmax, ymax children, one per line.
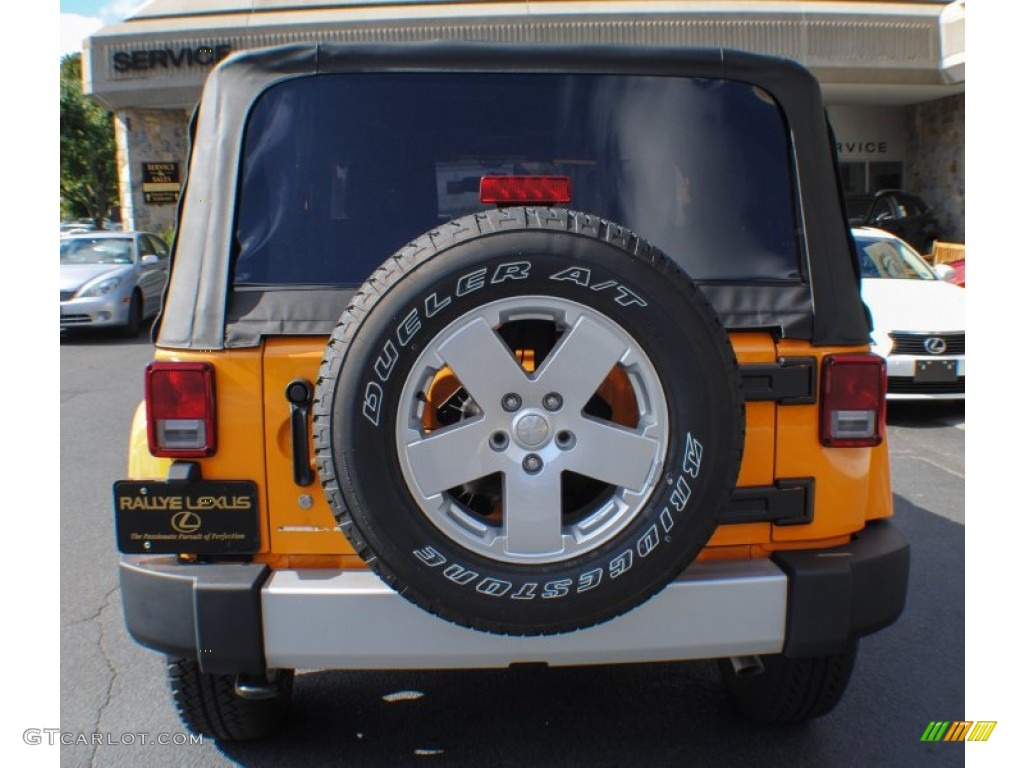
<box><xmin>82</xmin><ymin>0</ymin><xmax>965</xmax><ymax>240</ymax></box>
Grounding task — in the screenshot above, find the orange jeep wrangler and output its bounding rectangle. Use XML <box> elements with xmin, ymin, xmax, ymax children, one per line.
<box><xmin>114</xmin><ymin>43</ymin><xmax>909</xmax><ymax>740</ymax></box>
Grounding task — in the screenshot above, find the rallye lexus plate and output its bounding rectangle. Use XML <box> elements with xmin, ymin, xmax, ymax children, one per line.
<box><xmin>114</xmin><ymin>480</ymin><xmax>260</xmax><ymax>554</ymax></box>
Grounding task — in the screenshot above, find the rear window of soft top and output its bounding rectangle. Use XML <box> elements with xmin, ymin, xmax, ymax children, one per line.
<box><xmin>234</xmin><ymin>72</ymin><xmax>802</xmax><ymax>287</ymax></box>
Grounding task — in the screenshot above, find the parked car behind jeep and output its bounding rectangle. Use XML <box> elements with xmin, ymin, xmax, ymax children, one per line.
<box><xmin>60</xmin><ymin>231</ymin><xmax>170</xmax><ymax>336</ymax></box>
<box><xmin>114</xmin><ymin>43</ymin><xmax>909</xmax><ymax>741</ymax></box>
<box><xmin>854</xmin><ymin>227</ymin><xmax>965</xmax><ymax>400</ymax></box>
<box><xmin>845</xmin><ymin>189</ymin><xmax>941</xmax><ymax>255</ymax></box>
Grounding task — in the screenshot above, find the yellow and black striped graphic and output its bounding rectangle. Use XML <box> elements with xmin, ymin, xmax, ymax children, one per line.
<box><xmin>920</xmin><ymin>721</ymin><xmax>997</xmax><ymax>742</ymax></box>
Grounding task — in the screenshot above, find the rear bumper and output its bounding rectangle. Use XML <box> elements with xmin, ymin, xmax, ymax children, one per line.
<box><xmin>260</xmin><ymin>559</ymin><xmax>788</xmax><ymax>670</ymax></box>
<box><xmin>120</xmin><ymin>519</ymin><xmax>909</xmax><ymax>673</ymax></box>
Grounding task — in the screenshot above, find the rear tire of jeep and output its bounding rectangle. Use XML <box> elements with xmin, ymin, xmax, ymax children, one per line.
<box><xmin>718</xmin><ymin>643</ymin><xmax>858</xmax><ymax>725</ymax></box>
<box><xmin>167</xmin><ymin>657</ymin><xmax>294</xmax><ymax>742</ymax></box>
<box><xmin>314</xmin><ymin>208</ymin><xmax>744</xmax><ymax>636</ymax></box>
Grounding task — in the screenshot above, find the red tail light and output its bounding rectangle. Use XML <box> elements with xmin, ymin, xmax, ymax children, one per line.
<box><xmin>479</xmin><ymin>175</ymin><xmax>572</xmax><ymax>205</ymax></box>
<box><xmin>145</xmin><ymin>362</ymin><xmax>216</xmax><ymax>457</ymax></box>
<box><xmin>820</xmin><ymin>354</ymin><xmax>886</xmax><ymax>447</ymax></box>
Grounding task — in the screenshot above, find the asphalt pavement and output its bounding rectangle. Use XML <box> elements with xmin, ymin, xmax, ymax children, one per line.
<box><xmin>53</xmin><ymin>329</ymin><xmax>969</xmax><ymax>767</ymax></box>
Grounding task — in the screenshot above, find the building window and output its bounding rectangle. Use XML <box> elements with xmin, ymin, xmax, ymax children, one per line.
<box><xmin>840</xmin><ymin>161</ymin><xmax>903</xmax><ymax>195</ymax></box>
<box><xmin>868</xmin><ymin>161</ymin><xmax>903</xmax><ymax>191</ymax></box>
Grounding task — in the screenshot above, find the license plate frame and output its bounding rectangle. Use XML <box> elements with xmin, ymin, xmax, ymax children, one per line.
<box><xmin>114</xmin><ymin>480</ymin><xmax>260</xmax><ymax>554</ymax></box>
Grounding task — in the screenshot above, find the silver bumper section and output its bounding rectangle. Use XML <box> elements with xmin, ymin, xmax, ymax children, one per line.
<box><xmin>261</xmin><ymin>559</ymin><xmax>787</xmax><ymax>670</ymax></box>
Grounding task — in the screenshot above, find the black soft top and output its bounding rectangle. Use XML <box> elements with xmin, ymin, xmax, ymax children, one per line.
<box><xmin>157</xmin><ymin>42</ymin><xmax>869</xmax><ymax>349</ymax></box>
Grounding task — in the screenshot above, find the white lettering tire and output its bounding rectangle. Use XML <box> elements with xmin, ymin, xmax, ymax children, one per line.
<box><xmin>313</xmin><ymin>208</ymin><xmax>744</xmax><ymax>635</ymax></box>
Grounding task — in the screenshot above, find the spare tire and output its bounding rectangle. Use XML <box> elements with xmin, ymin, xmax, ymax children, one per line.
<box><xmin>313</xmin><ymin>208</ymin><xmax>743</xmax><ymax>636</ymax></box>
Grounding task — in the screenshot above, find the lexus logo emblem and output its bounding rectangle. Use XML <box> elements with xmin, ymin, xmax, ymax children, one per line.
<box><xmin>171</xmin><ymin>511</ymin><xmax>202</xmax><ymax>534</ymax></box>
<box><xmin>923</xmin><ymin>337</ymin><xmax>947</xmax><ymax>355</ymax></box>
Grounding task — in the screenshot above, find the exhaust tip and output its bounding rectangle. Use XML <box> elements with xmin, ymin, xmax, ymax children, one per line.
<box><xmin>729</xmin><ymin>655</ymin><xmax>765</xmax><ymax>677</ymax></box>
<box><xmin>235</xmin><ymin>672</ymin><xmax>285</xmax><ymax>700</ymax></box>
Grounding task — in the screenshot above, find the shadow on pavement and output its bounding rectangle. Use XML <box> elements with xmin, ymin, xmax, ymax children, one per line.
<box><xmin>887</xmin><ymin>400</ymin><xmax>964</xmax><ymax>429</ymax></box>
<box><xmin>60</xmin><ymin>318</ymin><xmax>157</xmax><ymax>347</ymax></box>
<box><xmin>218</xmin><ymin>495</ymin><xmax>964</xmax><ymax>768</ymax></box>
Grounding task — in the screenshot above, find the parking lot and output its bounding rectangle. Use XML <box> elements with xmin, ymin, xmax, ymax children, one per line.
<box><xmin>57</xmin><ymin>326</ymin><xmax>967</xmax><ymax>767</ymax></box>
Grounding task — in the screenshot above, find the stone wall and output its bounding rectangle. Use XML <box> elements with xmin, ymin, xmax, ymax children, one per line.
<box><xmin>904</xmin><ymin>93</ymin><xmax>965</xmax><ymax>243</ymax></box>
<box><xmin>114</xmin><ymin>108</ymin><xmax>191</xmax><ymax>236</ymax></box>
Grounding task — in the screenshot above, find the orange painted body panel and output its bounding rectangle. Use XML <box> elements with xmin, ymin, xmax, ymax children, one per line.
<box><xmin>864</xmin><ymin>436</ymin><xmax>895</xmax><ymax>521</ymax></box>
<box><xmin>127</xmin><ymin>332</ymin><xmax>891</xmax><ymax>564</ymax></box>
<box><xmin>706</xmin><ymin>333</ymin><xmax>776</xmax><ymax>548</ymax></box>
<box><xmin>132</xmin><ymin>347</ymin><xmax>273</xmax><ymax>553</ymax></box>
<box><xmin>771</xmin><ymin>339</ymin><xmax>892</xmax><ymax>542</ymax></box>
<box><xmin>127</xmin><ymin>401</ymin><xmax>172</xmax><ymax>479</ymax></box>
<box><xmin>260</xmin><ymin>338</ymin><xmax>354</xmax><ymax>555</ymax></box>
<box><xmin>728</xmin><ymin>332</ymin><xmax>777</xmax><ymax>488</ymax></box>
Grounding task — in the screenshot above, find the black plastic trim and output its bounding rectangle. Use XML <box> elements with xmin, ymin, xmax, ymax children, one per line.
<box><xmin>119</xmin><ymin>557</ymin><xmax>271</xmax><ymax>675</ymax></box>
<box><xmin>285</xmin><ymin>379</ymin><xmax>314</xmax><ymax>487</ymax></box>
<box><xmin>740</xmin><ymin>357</ymin><xmax>817</xmax><ymax>404</ymax></box>
<box><xmin>723</xmin><ymin>478</ymin><xmax>814</xmax><ymax>526</ymax></box>
<box><xmin>887</xmin><ymin>376</ymin><xmax>965</xmax><ymax>396</ymax></box>
<box><xmin>772</xmin><ymin>519</ymin><xmax>910</xmax><ymax>658</ymax></box>
<box><xmin>166</xmin><ymin>460</ymin><xmax>202</xmax><ymax>483</ymax></box>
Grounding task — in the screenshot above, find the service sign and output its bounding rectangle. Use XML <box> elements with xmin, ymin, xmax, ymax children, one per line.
<box><xmin>114</xmin><ymin>480</ymin><xmax>260</xmax><ymax>554</ymax></box>
<box><xmin>142</xmin><ymin>162</ymin><xmax>181</xmax><ymax>205</ymax></box>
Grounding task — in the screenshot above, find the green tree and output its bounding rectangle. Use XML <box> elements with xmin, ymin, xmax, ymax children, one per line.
<box><xmin>60</xmin><ymin>53</ymin><xmax>118</xmax><ymax>227</ymax></box>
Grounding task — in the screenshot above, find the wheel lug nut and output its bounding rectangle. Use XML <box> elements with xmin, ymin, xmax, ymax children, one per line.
<box><xmin>501</xmin><ymin>393</ymin><xmax>522</xmax><ymax>412</ymax></box>
<box><xmin>522</xmin><ymin>454</ymin><xmax>543</xmax><ymax>474</ymax></box>
<box><xmin>556</xmin><ymin>430</ymin><xmax>575</xmax><ymax>450</ymax></box>
<box><xmin>489</xmin><ymin>432</ymin><xmax>509</xmax><ymax>451</ymax></box>
<box><xmin>542</xmin><ymin>392</ymin><xmax>563</xmax><ymax>411</ymax></box>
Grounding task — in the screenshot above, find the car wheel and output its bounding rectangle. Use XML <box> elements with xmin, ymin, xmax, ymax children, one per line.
<box><xmin>717</xmin><ymin>643</ymin><xmax>858</xmax><ymax>725</ymax></box>
<box><xmin>121</xmin><ymin>291</ymin><xmax>143</xmax><ymax>338</ymax></box>
<box><xmin>313</xmin><ymin>208</ymin><xmax>744</xmax><ymax>635</ymax></box>
<box><xmin>167</xmin><ymin>657</ymin><xmax>294</xmax><ymax>741</ymax></box>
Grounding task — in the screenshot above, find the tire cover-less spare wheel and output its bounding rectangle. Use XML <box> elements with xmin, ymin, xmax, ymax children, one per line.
<box><xmin>313</xmin><ymin>208</ymin><xmax>744</xmax><ymax>636</ymax></box>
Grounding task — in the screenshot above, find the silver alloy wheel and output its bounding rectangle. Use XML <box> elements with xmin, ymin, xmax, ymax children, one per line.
<box><xmin>396</xmin><ymin>296</ymin><xmax>668</xmax><ymax>564</ymax></box>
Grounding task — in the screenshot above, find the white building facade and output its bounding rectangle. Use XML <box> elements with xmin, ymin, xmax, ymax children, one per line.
<box><xmin>82</xmin><ymin>0</ymin><xmax>966</xmax><ymax>240</ymax></box>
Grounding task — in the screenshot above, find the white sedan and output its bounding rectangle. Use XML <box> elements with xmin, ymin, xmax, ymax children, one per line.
<box><xmin>853</xmin><ymin>227</ymin><xmax>964</xmax><ymax>400</ymax></box>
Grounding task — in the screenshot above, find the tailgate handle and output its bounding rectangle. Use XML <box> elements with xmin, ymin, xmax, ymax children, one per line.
<box><xmin>285</xmin><ymin>379</ymin><xmax>314</xmax><ymax>487</ymax></box>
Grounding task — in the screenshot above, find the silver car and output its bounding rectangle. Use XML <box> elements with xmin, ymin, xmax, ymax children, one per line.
<box><xmin>60</xmin><ymin>231</ymin><xmax>170</xmax><ymax>336</ymax></box>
